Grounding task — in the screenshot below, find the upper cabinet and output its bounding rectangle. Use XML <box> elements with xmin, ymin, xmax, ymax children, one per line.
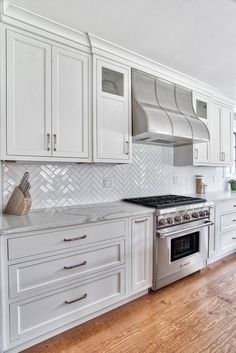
<box><xmin>174</xmin><ymin>93</ymin><xmax>233</xmax><ymax>167</ymax></box>
<box><xmin>52</xmin><ymin>46</ymin><xmax>90</xmax><ymax>159</ymax></box>
<box><xmin>93</xmin><ymin>56</ymin><xmax>132</xmax><ymax>163</ymax></box>
<box><xmin>192</xmin><ymin>94</ymin><xmax>210</xmax><ymax>165</ymax></box>
<box><xmin>6</xmin><ymin>31</ymin><xmax>52</xmax><ymax>158</ymax></box>
<box><xmin>4</xmin><ymin>30</ymin><xmax>91</xmax><ymax>162</ymax></box>
<box><xmin>210</xmin><ymin>102</ymin><xmax>232</xmax><ymax>166</ymax></box>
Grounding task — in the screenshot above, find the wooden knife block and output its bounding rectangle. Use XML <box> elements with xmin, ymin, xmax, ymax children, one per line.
<box><xmin>5</xmin><ymin>187</ymin><xmax>32</xmax><ymax>216</ymax></box>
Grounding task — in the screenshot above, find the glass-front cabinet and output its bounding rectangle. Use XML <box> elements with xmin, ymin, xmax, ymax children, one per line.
<box><xmin>192</xmin><ymin>93</ymin><xmax>210</xmax><ymax>165</ymax></box>
<box><xmin>93</xmin><ymin>56</ymin><xmax>131</xmax><ymax>163</ymax></box>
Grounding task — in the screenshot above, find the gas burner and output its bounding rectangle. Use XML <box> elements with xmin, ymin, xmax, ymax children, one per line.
<box><xmin>123</xmin><ymin>195</ymin><xmax>206</xmax><ymax>209</ymax></box>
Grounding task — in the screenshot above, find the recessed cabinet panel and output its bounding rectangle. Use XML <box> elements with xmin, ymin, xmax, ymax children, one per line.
<box><xmin>94</xmin><ymin>58</ymin><xmax>131</xmax><ymax>163</ymax></box>
<box><xmin>7</xmin><ymin>31</ymin><xmax>51</xmax><ymax>156</ymax></box>
<box><xmin>131</xmin><ymin>217</ymin><xmax>152</xmax><ymax>293</ymax></box>
<box><xmin>52</xmin><ymin>46</ymin><xmax>90</xmax><ymax>159</ymax></box>
<box><xmin>220</xmin><ymin>107</ymin><xmax>232</xmax><ymax>165</ymax></box>
<box><xmin>210</xmin><ymin>103</ymin><xmax>221</xmax><ymax>164</ymax></box>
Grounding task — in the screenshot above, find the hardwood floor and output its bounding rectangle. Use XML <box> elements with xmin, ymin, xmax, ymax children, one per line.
<box><xmin>23</xmin><ymin>254</ymin><xmax>236</xmax><ymax>353</ymax></box>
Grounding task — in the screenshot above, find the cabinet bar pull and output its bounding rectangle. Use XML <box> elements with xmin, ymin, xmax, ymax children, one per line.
<box><xmin>135</xmin><ymin>219</ymin><xmax>148</xmax><ymax>223</ymax></box>
<box><xmin>180</xmin><ymin>261</ymin><xmax>190</xmax><ymax>268</ymax></box>
<box><xmin>46</xmin><ymin>133</ymin><xmax>51</xmax><ymax>151</ymax></box>
<box><xmin>64</xmin><ymin>235</ymin><xmax>87</xmax><ymax>242</ymax></box>
<box><xmin>65</xmin><ymin>293</ymin><xmax>87</xmax><ymax>304</ymax></box>
<box><xmin>64</xmin><ymin>261</ymin><xmax>87</xmax><ymax>270</ymax></box>
<box><xmin>232</xmin><ymin>237</ymin><xmax>236</xmax><ymax>240</ymax></box>
<box><xmin>125</xmin><ymin>141</ymin><xmax>129</xmax><ymax>155</ymax></box>
<box><xmin>194</xmin><ymin>148</ymin><xmax>198</xmax><ymax>160</ymax></box>
<box><xmin>53</xmin><ymin>134</ymin><xmax>57</xmax><ymax>151</ymax></box>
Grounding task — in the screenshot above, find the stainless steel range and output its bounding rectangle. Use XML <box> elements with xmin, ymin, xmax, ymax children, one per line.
<box><xmin>124</xmin><ymin>195</ymin><xmax>214</xmax><ymax>290</ymax></box>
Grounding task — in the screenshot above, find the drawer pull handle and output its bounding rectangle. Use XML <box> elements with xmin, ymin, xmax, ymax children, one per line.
<box><xmin>64</xmin><ymin>235</ymin><xmax>87</xmax><ymax>242</ymax></box>
<box><xmin>233</xmin><ymin>205</ymin><xmax>236</xmax><ymax>208</ymax></box>
<box><xmin>233</xmin><ymin>220</ymin><xmax>236</xmax><ymax>222</ymax></box>
<box><xmin>65</xmin><ymin>293</ymin><xmax>87</xmax><ymax>305</ymax></box>
<box><xmin>64</xmin><ymin>261</ymin><xmax>87</xmax><ymax>270</ymax></box>
<box><xmin>135</xmin><ymin>219</ymin><xmax>148</xmax><ymax>223</ymax></box>
<box><xmin>232</xmin><ymin>237</ymin><xmax>236</xmax><ymax>240</ymax></box>
<box><xmin>180</xmin><ymin>261</ymin><xmax>190</xmax><ymax>268</ymax></box>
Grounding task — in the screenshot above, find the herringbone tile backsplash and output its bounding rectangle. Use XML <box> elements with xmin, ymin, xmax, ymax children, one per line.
<box><xmin>2</xmin><ymin>145</ymin><xmax>226</xmax><ymax>209</ymax></box>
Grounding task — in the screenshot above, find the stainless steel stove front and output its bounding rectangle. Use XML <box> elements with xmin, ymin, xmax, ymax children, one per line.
<box><xmin>152</xmin><ymin>206</ymin><xmax>214</xmax><ymax>290</ymax></box>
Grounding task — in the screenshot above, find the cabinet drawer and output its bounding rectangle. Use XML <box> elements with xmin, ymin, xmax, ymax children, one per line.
<box><xmin>9</xmin><ymin>240</ymin><xmax>125</xmax><ymax>299</ymax></box>
<box><xmin>8</xmin><ymin>220</ymin><xmax>127</xmax><ymax>260</ymax></box>
<box><xmin>217</xmin><ymin>200</ymin><xmax>236</xmax><ymax>214</ymax></box>
<box><xmin>220</xmin><ymin>212</ymin><xmax>236</xmax><ymax>233</ymax></box>
<box><xmin>220</xmin><ymin>231</ymin><xmax>236</xmax><ymax>253</ymax></box>
<box><xmin>10</xmin><ymin>269</ymin><xmax>125</xmax><ymax>343</ymax></box>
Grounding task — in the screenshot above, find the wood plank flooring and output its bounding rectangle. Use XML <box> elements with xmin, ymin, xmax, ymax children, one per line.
<box><xmin>23</xmin><ymin>254</ymin><xmax>236</xmax><ymax>353</ymax></box>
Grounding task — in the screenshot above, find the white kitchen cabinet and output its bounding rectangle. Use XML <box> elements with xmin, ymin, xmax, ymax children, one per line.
<box><xmin>6</xmin><ymin>30</ymin><xmax>52</xmax><ymax>157</ymax></box>
<box><xmin>193</xmin><ymin>94</ymin><xmax>210</xmax><ymax>165</ymax></box>
<box><xmin>93</xmin><ymin>56</ymin><xmax>132</xmax><ymax>163</ymax></box>
<box><xmin>210</xmin><ymin>103</ymin><xmax>232</xmax><ymax>166</ymax></box>
<box><xmin>1</xmin><ymin>215</ymin><xmax>153</xmax><ymax>352</ymax></box>
<box><xmin>174</xmin><ymin>93</ymin><xmax>210</xmax><ymax>166</ymax></box>
<box><xmin>5</xmin><ymin>30</ymin><xmax>91</xmax><ymax>162</ymax></box>
<box><xmin>131</xmin><ymin>216</ymin><xmax>153</xmax><ymax>293</ymax></box>
<box><xmin>174</xmin><ymin>96</ymin><xmax>233</xmax><ymax>167</ymax></box>
<box><xmin>52</xmin><ymin>46</ymin><xmax>90</xmax><ymax>159</ymax></box>
<box><xmin>209</xmin><ymin>103</ymin><xmax>221</xmax><ymax>164</ymax></box>
<box><xmin>221</xmin><ymin>107</ymin><xmax>232</xmax><ymax>165</ymax></box>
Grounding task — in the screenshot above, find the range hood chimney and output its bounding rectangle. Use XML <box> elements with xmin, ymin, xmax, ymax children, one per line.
<box><xmin>132</xmin><ymin>70</ymin><xmax>210</xmax><ymax>146</ymax></box>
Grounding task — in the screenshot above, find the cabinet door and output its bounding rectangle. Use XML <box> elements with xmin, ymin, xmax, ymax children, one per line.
<box><xmin>193</xmin><ymin>94</ymin><xmax>210</xmax><ymax>164</ymax></box>
<box><xmin>7</xmin><ymin>31</ymin><xmax>51</xmax><ymax>157</ymax></box>
<box><xmin>52</xmin><ymin>46</ymin><xmax>90</xmax><ymax>160</ymax></box>
<box><xmin>210</xmin><ymin>103</ymin><xmax>221</xmax><ymax>164</ymax></box>
<box><xmin>220</xmin><ymin>107</ymin><xmax>232</xmax><ymax>165</ymax></box>
<box><xmin>131</xmin><ymin>216</ymin><xmax>153</xmax><ymax>293</ymax></box>
<box><xmin>94</xmin><ymin>58</ymin><xmax>131</xmax><ymax>163</ymax></box>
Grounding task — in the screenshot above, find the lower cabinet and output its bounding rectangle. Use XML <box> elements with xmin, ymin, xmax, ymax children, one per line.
<box><xmin>10</xmin><ymin>269</ymin><xmax>125</xmax><ymax>343</ymax></box>
<box><xmin>209</xmin><ymin>199</ymin><xmax>236</xmax><ymax>264</ymax></box>
<box><xmin>1</xmin><ymin>215</ymin><xmax>153</xmax><ymax>352</ymax></box>
<box><xmin>131</xmin><ymin>216</ymin><xmax>153</xmax><ymax>293</ymax></box>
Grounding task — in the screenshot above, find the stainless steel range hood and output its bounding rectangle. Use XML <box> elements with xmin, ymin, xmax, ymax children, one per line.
<box><xmin>132</xmin><ymin>70</ymin><xmax>210</xmax><ymax>147</ymax></box>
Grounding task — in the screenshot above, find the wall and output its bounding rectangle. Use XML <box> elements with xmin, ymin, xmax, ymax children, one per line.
<box><xmin>2</xmin><ymin>144</ymin><xmax>226</xmax><ymax>210</ymax></box>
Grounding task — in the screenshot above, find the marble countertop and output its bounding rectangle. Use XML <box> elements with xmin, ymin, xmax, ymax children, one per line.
<box><xmin>0</xmin><ymin>201</ymin><xmax>155</xmax><ymax>235</ymax></box>
<box><xmin>195</xmin><ymin>191</ymin><xmax>236</xmax><ymax>203</ymax></box>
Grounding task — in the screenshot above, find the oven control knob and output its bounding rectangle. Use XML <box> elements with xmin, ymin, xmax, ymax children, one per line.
<box><xmin>174</xmin><ymin>215</ymin><xmax>182</xmax><ymax>223</ymax></box>
<box><xmin>159</xmin><ymin>218</ymin><xmax>167</xmax><ymax>226</ymax></box>
<box><xmin>191</xmin><ymin>212</ymin><xmax>199</xmax><ymax>219</ymax></box>
<box><xmin>167</xmin><ymin>217</ymin><xmax>174</xmax><ymax>224</ymax></box>
<box><xmin>204</xmin><ymin>210</ymin><xmax>210</xmax><ymax>216</ymax></box>
<box><xmin>183</xmin><ymin>214</ymin><xmax>190</xmax><ymax>220</ymax></box>
<box><xmin>199</xmin><ymin>211</ymin><xmax>206</xmax><ymax>217</ymax></box>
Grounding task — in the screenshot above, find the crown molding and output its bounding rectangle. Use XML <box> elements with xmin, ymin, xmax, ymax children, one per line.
<box><xmin>0</xmin><ymin>0</ymin><xmax>235</xmax><ymax>107</ymax></box>
<box><xmin>0</xmin><ymin>0</ymin><xmax>90</xmax><ymax>48</ymax></box>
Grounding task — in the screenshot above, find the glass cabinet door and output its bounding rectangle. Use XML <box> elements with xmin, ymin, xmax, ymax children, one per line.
<box><xmin>102</xmin><ymin>67</ymin><xmax>124</xmax><ymax>96</ymax></box>
<box><xmin>193</xmin><ymin>93</ymin><xmax>210</xmax><ymax>164</ymax></box>
<box><xmin>196</xmin><ymin>99</ymin><xmax>208</xmax><ymax>121</ymax></box>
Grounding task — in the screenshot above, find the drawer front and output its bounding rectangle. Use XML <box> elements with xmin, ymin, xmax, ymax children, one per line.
<box><xmin>220</xmin><ymin>231</ymin><xmax>236</xmax><ymax>253</ymax></box>
<box><xmin>217</xmin><ymin>200</ymin><xmax>236</xmax><ymax>215</ymax></box>
<box><xmin>220</xmin><ymin>212</ymin><xmax>236</xmax><ymax>233</ymax></box>
<box><xmin>10</xmin><ymin>268</ymin><xmax>125</xmax><ymax>343</ymax></box>
<box><xmin>9</xmin><ymin>241</ymin><xmax>125</xmax><ymax>299</ymax></box>
<box><xmin>8</xmin><ymin>220</ymin><xmax>127</xmax><ymax>260</ymax></box>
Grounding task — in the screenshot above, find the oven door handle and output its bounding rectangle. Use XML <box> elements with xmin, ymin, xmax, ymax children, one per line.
<box><xmin>157</xmin><ymin>221</ymin><xmax>214</xmax><ymax>239</ymax></box>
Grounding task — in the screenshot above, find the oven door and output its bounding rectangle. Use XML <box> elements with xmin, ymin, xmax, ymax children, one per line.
<box><xmin>155</xmin><ymin>220</ymin><xmax>213</xmax><ymax>281</ymax></box>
